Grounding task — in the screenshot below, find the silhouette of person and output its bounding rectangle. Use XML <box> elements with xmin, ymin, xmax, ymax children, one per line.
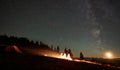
<box><xmin>68</xmin><ymin>49</ymin><xmax>73</xmax><ymax>58</ymax></box>
<box><xmin>64</xmin><ymin>48</ymin><xmax>68</xmax><ymax>57</ymax></box>
<box><xmin>80</xmin><ymin>52</ymin><xmax>84</xmax><ymax>60</ymax></box>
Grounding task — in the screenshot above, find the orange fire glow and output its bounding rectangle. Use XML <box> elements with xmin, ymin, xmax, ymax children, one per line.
<box><xmin>60</xmin><ymin>53</ymin><xmax>72</xmax><ymax>60</ymax></box>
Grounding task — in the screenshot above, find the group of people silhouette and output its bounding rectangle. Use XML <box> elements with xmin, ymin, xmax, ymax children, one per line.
<box><xmin>64</xmin><ymin>48</ymin><xmax>73</xmax><ymax>58</ymax></box>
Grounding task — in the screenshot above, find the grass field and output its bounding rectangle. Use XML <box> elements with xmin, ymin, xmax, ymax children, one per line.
<box><xmin>0</xmin><ymin>53</ymin><xmax>119</xmax><ymax>70</ymax></box>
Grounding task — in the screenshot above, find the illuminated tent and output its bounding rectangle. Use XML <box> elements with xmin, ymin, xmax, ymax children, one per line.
<box><xmin>5</xmin><ymin>45</ymin><xmax>22</xmax><ymax>54</ymax></box>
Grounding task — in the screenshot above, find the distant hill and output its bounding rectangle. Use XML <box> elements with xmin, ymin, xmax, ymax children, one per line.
<box><xmin>0</xmin><ymin>35</ymin><xmax>60</xmax><ymax>57</ymax></box>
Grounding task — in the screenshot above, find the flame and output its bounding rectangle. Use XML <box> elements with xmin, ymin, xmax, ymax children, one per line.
<box><xmin>60</xmin><ymin>53</ymin><xmax>72</xmax><ymax>60</ymax></box>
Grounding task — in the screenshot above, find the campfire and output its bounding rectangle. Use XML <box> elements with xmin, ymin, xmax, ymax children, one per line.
<box><xmin>60</xmin><ymin>53</ymin><xmax>72</xmax><ymax>60</ymax></box>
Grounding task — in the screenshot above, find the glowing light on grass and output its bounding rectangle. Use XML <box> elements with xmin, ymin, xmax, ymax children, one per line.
<box><xmin>42</xmin><ymin>52</ymin><xmax>72</xmax><ymax>60</ymax></box>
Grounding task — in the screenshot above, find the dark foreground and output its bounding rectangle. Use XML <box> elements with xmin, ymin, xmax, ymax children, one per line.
<box><xmin>0</xmin><ymin>53</ymin><xmax>119</xmax><ymax>70</ymax></box>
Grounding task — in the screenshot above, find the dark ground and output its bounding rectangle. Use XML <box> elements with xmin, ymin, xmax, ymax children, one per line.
<box><xmin>0</xmin><ymin>53</ymin><xmax>119</xmax><ymax>70</ymax></box>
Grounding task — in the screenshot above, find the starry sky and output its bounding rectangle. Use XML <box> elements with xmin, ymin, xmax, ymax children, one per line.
<box><xmin>0</xmin><ymin>0</ymin><xmax>120</xmax><ymax>57</ymax></box>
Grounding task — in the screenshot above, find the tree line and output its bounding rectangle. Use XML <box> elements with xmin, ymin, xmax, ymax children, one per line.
<box><xmin>0</xmin><ymin>35</ymin><xmax>49</xmax><ymax>49</ymax></box>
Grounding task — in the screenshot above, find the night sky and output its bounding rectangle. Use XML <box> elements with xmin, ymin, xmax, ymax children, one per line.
<box><xmin>0</xmin><ymin>0</ymin><xmax>120</xmax><ymax>57</ymax></box>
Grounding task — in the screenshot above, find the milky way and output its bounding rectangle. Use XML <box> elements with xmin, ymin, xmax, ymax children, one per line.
<box><xmin>85</xmin><ymin>0</ymin><xmax>120</xmax><ymax>57</ymax></box>
<box><xmin>0</xmin><ymin>0</ymin><xmax>120</xmax><ymax>57</ymax></box>
<box><xmin>86</xmin><ymin>0</ymin><xmax>103</xmax><ymax>51</ymax></box>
